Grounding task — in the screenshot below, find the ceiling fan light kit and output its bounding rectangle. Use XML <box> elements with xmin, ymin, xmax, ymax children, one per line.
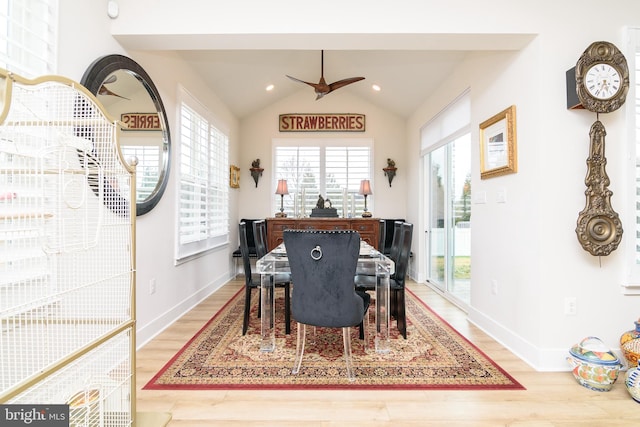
<box><xmin>287</xmin><ymin>50</ymin><xmax>365</xmax><ymax>100</ymax></box>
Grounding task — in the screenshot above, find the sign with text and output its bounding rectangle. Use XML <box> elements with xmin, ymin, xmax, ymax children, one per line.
<box><xmin>121</xmin><ymin>112</ymin><xmax>161</xmax><ymax>131</ymax></box>
<box><xmin>279</xmin><ymin>113</ymin><xmax>365</xmax><ymax>132</ymax></box>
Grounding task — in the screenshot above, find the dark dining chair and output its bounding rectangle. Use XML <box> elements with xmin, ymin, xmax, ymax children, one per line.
<box><xmin>391</xmin><ymin>222</ymin><xmax>413</xmax><ymax>339</ymax></box>
<box><xmin>253</xmin><ymin>219</ymin><xmax>291</xmax><ymax>335</ymax></box>
<box><xmin>355</xmin><ymin>220</ymin><xmax>404</xmax><ymax>292</ymax></box>
<box><xmin>354</xmin><ymin>221</ymin><xmax>412</xmax><ymax>338</ymax></box>
<box><xmin>377</xmin><ymin>219</ymin><xmax>386</xmax><ymax>252</ymax></box>
<box><xmin>239</xmin><ymin>221</ymin><xmax>261</xmax><ymax>335</ymax></box>
<box><xmin>283</xmin><ymin>229</ymin><xmax>370</xmax><ymax>382</ymax></box>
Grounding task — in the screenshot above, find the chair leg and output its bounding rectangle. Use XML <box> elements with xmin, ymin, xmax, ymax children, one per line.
<box><xmin>257</xmin><ymin>287</ymin><xmax>261</xmax><ymax>318</ymax></box>
<box><xmin>292</xmin><ymin>322</ymin><xmax>306</xmax><ymax>374</ymax></box>
<box><xmin>242</xmin><ymin>286</ymin><xmax>252</xmax><ymax>335</ymax></box>
<box><xmin>284</xmin><ymin>284</ymin><xmax>291</xmax><ymax>335</ymax></box>
<box><xmin>342</xmin><ymin>327</ymin><xmax>356</xmax><ymax>382</ymax></box>
<box><xmin>396</xmin><ymin>289</ymin><xmax>407</xmax><ymax>339</ymax></box>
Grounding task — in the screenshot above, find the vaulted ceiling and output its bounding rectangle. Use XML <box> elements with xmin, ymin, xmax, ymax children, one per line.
<box><xmin>177</xmin><ymin>49</ymin><xmax>470</xmax><ymax>119</ymax></box>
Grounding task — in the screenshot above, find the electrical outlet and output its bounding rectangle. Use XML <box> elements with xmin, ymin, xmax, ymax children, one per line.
<box><xmin>149</xmin><ymin>278</ymin><xmax>156</xmax><ymax>295</ymax></box>
<box><xmin>491</xmin><ymin>279</ymin><xmax>498</xmax><ymax>295</ymax></box>
<box><xmin>564</xmin><ymin>297</ymin><xmax>577</xmax><ymax>315</ymax></box>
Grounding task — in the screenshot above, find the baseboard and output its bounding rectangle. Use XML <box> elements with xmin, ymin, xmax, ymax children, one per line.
<box><xmin>135</xmin><ymin>275</ymin><xmax>228</xmax><ymax>349</ymax></box>
<box><xmin>467</xmin><ymin>306</ymin><xmax>573</xmax><ymax>372</ymax></box>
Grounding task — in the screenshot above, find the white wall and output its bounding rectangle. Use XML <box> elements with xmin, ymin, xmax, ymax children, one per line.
<box><xmin>59</xmin><ymin>0</ymin><xmax>241</xmax><ymax>346</ymax></box>
<box><xmin>57</xmin><ymin>0</ymin><xmax>640</xmax><ymax>370</ymax></box>
<box><xmin>407</xmin><ymin>10</ymin><xmax>640</xmax><ymax>369</ymax></box>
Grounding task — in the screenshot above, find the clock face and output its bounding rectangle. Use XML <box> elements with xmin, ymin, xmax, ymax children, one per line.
<box><xmin>585</xmin><ymin>63</ymin><xmax>621</xmax><ymax>100</ymax></box>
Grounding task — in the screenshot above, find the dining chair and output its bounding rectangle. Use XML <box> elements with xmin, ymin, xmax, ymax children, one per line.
<box><xmin>354</xmin><ymin>220</ymin><xmax>404</xmax><ymax>292</ymax></box>
<box><xmin>377</xmin><ymin>219</ymin><xmax>386</xmax><ymax>252</ymax></box>
<box><xmin>354</xmin><ymin>221</ymin><xmax>411</xmax><ymax>338</ymax></box>
<box><xmin>391</xmin><ymin>222</ymin><xmax>413</xmax><ymax>339</ymax></box>
<box><xmin>239</xmin><ymin>221</ymin><xmax>261</xmax><ymax>335</ymax></box>
<box><xmin>253</xmin><ymin>219</ymin><xmax>291</xmax><ymax>335</ymax></box>
<box><xmin>388</xmin><ymin>220</ymin><xmax>404</xmax><ymax>265</ymax></box>
<box><xmin>283</xmin><ymin>229</ymin><xmax>370</xmax><ymax>382</ymax></box>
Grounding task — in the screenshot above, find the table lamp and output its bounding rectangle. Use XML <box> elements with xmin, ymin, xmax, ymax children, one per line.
<box><xmin>359</xmin><ymin>179</ymin><xmax>372</xmax><ymax>218</ymax></box>
<box><xmin>275</xmin><ymin>179</ymin><xmax>289</xmax><ymax>217</ymax></box>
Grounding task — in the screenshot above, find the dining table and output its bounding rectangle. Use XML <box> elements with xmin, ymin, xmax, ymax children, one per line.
<box><xmin>256</xmin><ymin>239</ymin><xmax>395</xmax><ymax>353</ymax></box>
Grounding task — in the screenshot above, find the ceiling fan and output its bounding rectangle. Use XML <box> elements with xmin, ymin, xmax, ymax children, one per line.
<box><xmin>286</xmin><ymin>50</ymin><xmax>365</xmax><ymax>100</ymax></box>
<box><xmin>98</xmin><ymin>74</ymin><xmax>130</xmax><ymax>100</ymax></box>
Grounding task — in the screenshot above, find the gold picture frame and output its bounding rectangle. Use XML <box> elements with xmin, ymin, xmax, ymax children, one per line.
<box><xmin>479</xmin><ymin>105</ymin><xmax>517</xmax><ymax>179</ymax></box>
<box><xmin>230</xmin><ymin>165</ymin><xmax>240</xmax><ymax>188</ymax></box>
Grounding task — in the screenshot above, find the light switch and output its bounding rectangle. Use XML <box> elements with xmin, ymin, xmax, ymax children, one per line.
<box><xmin>496</xmin><ymin>189</ymin><xmax>507</xmax><ymax>203</ymax></box>
<box><xmin>473</xmin><ymin>191</ymin><xmax>487</xmax><ymax>204</ymax></box>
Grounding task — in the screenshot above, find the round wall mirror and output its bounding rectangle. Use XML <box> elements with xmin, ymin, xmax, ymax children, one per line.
<box><xmin>81</xmin><ymin>54</ymin><xmax>171</xmax><ymax>216</ymax></box>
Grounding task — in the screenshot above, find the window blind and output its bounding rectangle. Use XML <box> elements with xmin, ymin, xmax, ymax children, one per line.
<box><xmin>176</xmin><ymin>95</ymin><xmax>229</xmax><ymax>261</ymax></box>
<box><xmin>0</xmin><ymin>0</ymin><xmax>58</xmax><ymax>77</ymax></box>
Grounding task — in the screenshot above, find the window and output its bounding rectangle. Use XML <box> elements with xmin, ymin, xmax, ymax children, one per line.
<box><xmin>421</xmin><ymin>90</ymin><xmax>471</xmax><ymax>307</ymax></box>
<box><xmin>626</xmin><ymin>27</ymin><xmax>640</xmax><ymax>293</ymax></box>
<box><xmin>273</xmin><ymin>138</ymin><xmax>373</xmax><ymax>217</ymax></box>
<box><xmin>176</xmin><ymin>87</ymin><xmax>229</xmax><ymax>261</ymax></box>
<box><xmin>0</xmin><ymin>0</ymin><xmax>58</xmax><ymax>77</ymax></box>
<box><xmin>120</xmin><ymin>145</ymin><xmax>160</xmax><ymax>203</ymax></box>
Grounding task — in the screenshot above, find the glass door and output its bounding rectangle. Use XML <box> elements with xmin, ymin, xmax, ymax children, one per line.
<box><xmin>426</xmin><ymin>133</ymin><xmax>471</xmax><ymax>307</ymax></box>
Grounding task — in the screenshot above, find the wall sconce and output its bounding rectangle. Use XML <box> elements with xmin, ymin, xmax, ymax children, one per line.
<box><xmin>383</xmin><ymin>158</ymin><xmax>397</xmax><ymax>187</ymax></box>
<box><xmin>275</xmin><ymin>179</ymin><xmax>289</xmax><ymax>217</ymax></box>
<box><xmin>359</xmin><ymin>179</ymin><xmax>372</xmax><ymax>218</ymax></box>
<box><xmin>250</xmin><ymin>159</ymin><xmax>264</xmax><ymax>188</ymax></box>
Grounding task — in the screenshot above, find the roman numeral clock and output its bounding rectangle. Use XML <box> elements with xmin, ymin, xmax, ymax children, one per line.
<box><xmin>573</xmin><ymin>41</ymin><xmax>629</xmax><ymax>256</ymax></box>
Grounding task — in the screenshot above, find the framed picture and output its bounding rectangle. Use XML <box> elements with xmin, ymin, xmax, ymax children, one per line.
<box><xmin>479</xmin><ymin>105</ymin><xmax>517</xmax><ymax>179</ymax></box>
<box><xmin>229</xmin><ymin>165</ymin><xmax>240</xmax><ymax>188</ymax></box>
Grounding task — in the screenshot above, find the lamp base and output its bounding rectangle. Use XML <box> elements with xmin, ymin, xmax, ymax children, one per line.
<box><xmin>275</xmin><ymin>212</ymin><xmax>287</xmax><ymax>218</ymax></box>
<box><xmin>362</xmin><ymin>211</ymin><xmax>372</xmax><ymax>218</ymax></box>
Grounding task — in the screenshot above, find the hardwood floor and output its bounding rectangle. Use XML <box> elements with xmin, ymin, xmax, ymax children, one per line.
<box><xmin>136</xmin><ymin>279</ymin><xmax>639</xmax><ymax>426</ymax></box>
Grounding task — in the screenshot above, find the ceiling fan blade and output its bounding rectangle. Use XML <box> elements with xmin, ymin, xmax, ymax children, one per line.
<box><xmin>98</xmin><ymin>85</ymin><xmax>130</xmax><ymax>100</ymax></box>
<box><xmin>286</xmin><ymin>74</ymin><xmax>317</xmax><ymax>88</ymax></box>
<box><xmin>328</xmin><ymin>76</ymin><xmax>365</xmax><ymax>92</ymax></box>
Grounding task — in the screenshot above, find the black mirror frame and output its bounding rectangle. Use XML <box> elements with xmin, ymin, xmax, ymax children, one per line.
<box><xmin>81</xmin><ymin>54</ymin><xmax>171</xmax><ymax>216</ymax></box>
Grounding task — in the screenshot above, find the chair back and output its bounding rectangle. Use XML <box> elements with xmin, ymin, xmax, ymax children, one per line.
<box><xmin>392</xmin><ymin>222</ymin><xmax>413</xmax><ymax>286</ymax></box>
<box><xmin>388</xmin><ymin>221</ymin><xmax>404</xmax><ymax>264</ymax></box>
<box><xmin>284</xmin><ymin>229</ymin><xmax>364</xmax><ymax>328</ymax></box>
<box><xmin>377</xmin><ymin>219</ymin><xmax>386</xmax><ymax>252</ymax></box>
<box><xmin>238</xmin><ymin>222</ymin><xmax>254</xmax><ymax>286</ymax></box>
<box><xmin>253</xmin><ymin>219</ymin><xmax>268</xmax><ymax>258</ymax></box>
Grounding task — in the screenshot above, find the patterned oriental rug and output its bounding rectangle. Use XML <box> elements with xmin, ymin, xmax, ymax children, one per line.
<box><xmin>144</xmin><ymin>288</ymin><xmax>524</xmax><ymax>390</ymax></box>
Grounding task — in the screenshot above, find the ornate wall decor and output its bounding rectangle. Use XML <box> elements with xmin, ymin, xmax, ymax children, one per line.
<box><xmin>250</xmin><ymin>158</ymin><xmax>263</xmax><ymax>187</ymax></box>
<box><xmin>383</xmin><ymin>158</ymin><xmax>397</xmax><ymax>187</ymax></box>
<box><xmin>575</xmin><ymin>120</ymin><xmax>623</xmax><ymax>256</ymax></box>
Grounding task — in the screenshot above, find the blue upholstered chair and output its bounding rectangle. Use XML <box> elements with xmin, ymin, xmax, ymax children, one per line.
<box><xmin>283</xmin><ymin>229</ymin><xmax>370</xmax><ymax>382</ymax></box>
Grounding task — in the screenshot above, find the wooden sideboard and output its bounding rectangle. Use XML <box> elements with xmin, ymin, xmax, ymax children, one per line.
<box><xmin>266</xmin><ymin>217</ymin><xmax>380</xmax><ymax>251</ymax></box>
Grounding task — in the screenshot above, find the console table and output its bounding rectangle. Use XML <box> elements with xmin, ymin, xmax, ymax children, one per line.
<box><xmin>266</xmin><ymin>217</ymin><xmax>380</xmax><ymax>251</ymax></box>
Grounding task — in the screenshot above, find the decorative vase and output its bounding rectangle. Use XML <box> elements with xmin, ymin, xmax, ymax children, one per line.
<box><xmin>626</xmin><ymin>367</ymin><xmax>640</xmax><ymax>403</ymax></box>
<box><xmin>566</xmin><ymin>336</ymin><xmax>622</xmax><ymax>392</ymax></box>
<box><xmin>620</xmin><ymin>319</ymin><xmax>640</xmax><ymax>368</ymax></box>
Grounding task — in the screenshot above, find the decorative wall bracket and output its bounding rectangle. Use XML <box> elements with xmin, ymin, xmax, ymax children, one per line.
<box><xmin>575</xmin><ymin>120</ymin><xmax>623</xmax><ymax>256</ymax></box>
<box><xmin>250</xmin><ymin>158</ymin><xmax>263</xmax><ymax>188</ymax></box>
<box><xmin>383</xmin><ymin>158</ymin><xmax>397</xmax><ymax>187</ymax></box>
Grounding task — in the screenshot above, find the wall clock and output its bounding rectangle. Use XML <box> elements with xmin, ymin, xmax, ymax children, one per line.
<box><xmin>575</xmin><ymin>41</ymin><xmax>629</xmax><ymax>113</ymax></box>
<box><xmin>574</xmin><ymin>41</ymin><xmax>628</xmax><ymax>257</ymax></box>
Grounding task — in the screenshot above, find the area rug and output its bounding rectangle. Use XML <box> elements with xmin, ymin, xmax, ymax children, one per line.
<box><xmin>143</xmin><ymin>288</ymin><xmax>524</xmax><ymax>390</ymax></box>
